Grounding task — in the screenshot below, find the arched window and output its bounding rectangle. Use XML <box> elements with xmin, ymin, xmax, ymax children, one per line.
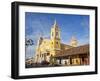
<box><xmin>56</xmin><ymin>32</ymin><xmax>58</xmax><ymax>36</ymax></box>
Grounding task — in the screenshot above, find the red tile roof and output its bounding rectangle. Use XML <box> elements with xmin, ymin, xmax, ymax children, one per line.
<box><xmin>55</xmin><ymin>44</ymin><xmax>89</xmax><ymax>57</ymax></box>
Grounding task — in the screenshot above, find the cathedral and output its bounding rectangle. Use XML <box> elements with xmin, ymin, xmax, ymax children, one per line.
<box><xmin>34</xmin><ymin>20</ymin><xmax>89</xmax><ymax>66</ymax></box>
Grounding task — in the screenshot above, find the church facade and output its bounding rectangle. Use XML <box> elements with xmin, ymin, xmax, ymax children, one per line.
<box><xmin>34</xmin><ymin>20</ymin><xmax>89</xmax><ymax>66</ymax></box>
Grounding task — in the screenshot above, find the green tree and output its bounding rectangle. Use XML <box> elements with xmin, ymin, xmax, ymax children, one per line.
<box><xmin>50</xmin><ymin>55</ymin><xmax>57</xmax><ymax>65</ymax></box>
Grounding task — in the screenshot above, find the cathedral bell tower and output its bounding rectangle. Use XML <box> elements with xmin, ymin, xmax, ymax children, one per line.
<box><xmin>50</xmin><ymin>20</ymin><xmax>61</xmax><ymax>51</ymax></box>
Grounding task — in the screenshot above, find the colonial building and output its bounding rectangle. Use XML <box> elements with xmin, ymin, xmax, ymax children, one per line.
<box><xmin>34</xmin><ymin>20</ymin><xmax>89</xmax><ymax>66</ymax></box>
<box><xmin>55</xmin><ymin>44</ymin><xmax>89</xmax><ymax>65</ymax></box>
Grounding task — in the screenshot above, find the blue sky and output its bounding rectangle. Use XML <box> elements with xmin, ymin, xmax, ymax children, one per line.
<box><xmin>25</xmin><ymin>12</ymin><xmax>89</xmax><ymax>59</ymax></box>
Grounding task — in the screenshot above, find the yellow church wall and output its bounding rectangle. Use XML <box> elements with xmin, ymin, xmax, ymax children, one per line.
<box><xmin>50</xmin><ymin>40</ymin><xmax>60</xmax><ymax>50</ymax></box>
<box><xmin>39</xmin><ymin>39</ymin><xmax>51</xmax><ymax>52</ymax></box>
<box><xmin>50</xmin><ymin>51</ymin><xmax>55</xmax><ymax>56</ymax></box>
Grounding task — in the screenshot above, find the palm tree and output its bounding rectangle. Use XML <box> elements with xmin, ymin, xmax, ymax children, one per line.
<box><xmin>25</xmin><ymin>38</ymin><xmax>34</xmax><ymax>47</ymax></box>
<box><xmin>25</xmin><ymin>38</ymin><xmax>34</xmax><ymax>60</ymax></box>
